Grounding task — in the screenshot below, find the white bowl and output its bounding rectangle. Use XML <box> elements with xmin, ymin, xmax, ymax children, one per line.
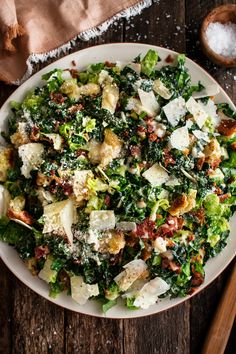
<box><xmin>0</xmin><ymin>43</ymin><xmax>235</xmax><ymax>318</ymax></box>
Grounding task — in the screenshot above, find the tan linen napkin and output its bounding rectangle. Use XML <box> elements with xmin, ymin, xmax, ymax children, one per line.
<box><xmin>0</xmin><ymin>0</ymin><xmax>151</xmax><ymax>85</ymax></box>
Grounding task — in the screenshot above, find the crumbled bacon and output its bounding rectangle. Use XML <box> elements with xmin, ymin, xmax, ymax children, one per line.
<box><xmin>71</xmin><ymin>60</ymin><xmax>76</xmax><ymax>67</ymax></box>
<box><xmin>50</xmin><ymin>92</ymin><xmax>65</xmax><ymax>104</ymax></box>
<box><xmin>105</xmin><ymin>61</ymin><xmax>116</xmax><ymax>67</ymax></box>
<box><xmin>197</xmin><ymin>157</ymin><xmax>205</xmax><ymax>170</ymax></box>
<box><xmin>156</xmin><ymin>216</ymin><xmax>184</xmax><ymax>238</ymax></box>
<box><xmin>69</xmin><ymin>69</ymin><xmax>79</xmax><ymax>78</ymax></box>
<box><xmin>191</xmin><ymin>272</ymin><xmax>204</xmax><ymax>286</ymax></box>
<box><xmin>61</xmin><ymin>181</ymin><xmax>73</xmax><ymax>196</ymax></box>
<box><xmin>104</xmin><ymin>195</ymin><xmax>111</xmax><ymax>207</ymax></box>
<box><xmin>165</xmin><ymin>54</ymin><xmax>174</xmax><ymax>63</ymax></box>
<box><xmin>130</xmin><ymin>145</ymin><xmax>141</xmax><ymax>157</ymax></box>
<box><xmin>137</xmin><ymin>125</ymin><xmax>147</xmax><ymax>133</ymax></box>
<box><xmin>218</xmin><ymin>119</ymin><xmax>236</xmax><ymax>137</ymax></box>
<box><xmin>30</xmin><ymin>126</ymin><xmax>40</xmax><ymax>141</ymax></box>
<box><xmin>219</xmin><ymin>193</ymin><xmax>230</xmax><ymax>202</ymax></box>
<box><xmin>190</xmin><ymin>207</ymin><xmax>205</xmax><ymax>225</ymax></box>
<box><xmin>68</xmin><ymin>104</ymin><xmax>83</xmax><ymax>114</ymax></box>
<box><xmin>169</xmin><ymin>261</ymin><xmax>181</xmax><ymax>273</ymax></box>
<box><xmin>136</xmin><ymin>218</ymin><xmax>156</xmax><ymax>238</ymax></box>
<box><xmin>149</xmin><ymin>133</ymin><xmax>158</xmax><ymax>142</ymax></box>
<box><xmin>35</xmin><ymin>245</ymin><xmax>50</xmax><ymax>260</ymax></box>
<box><xmin>147</xmin><ymin>124</ymin><xmax>155</xmax><ymax>133</ymax></box>
<box><xmin>7</xmin><ymin>208</ymin><xmax>33</xmax><ymax>225</ymax></box>
<box><xmin>163</xmin><ymin>148</ymin><xmax>175</xmax><ymax>167</ymax></box>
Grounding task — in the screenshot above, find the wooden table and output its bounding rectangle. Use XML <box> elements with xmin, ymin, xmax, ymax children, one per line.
<box><xmin>0</xmin><ymin>1</ymin><xmax>235</xmax><ymax>353</ymax></box>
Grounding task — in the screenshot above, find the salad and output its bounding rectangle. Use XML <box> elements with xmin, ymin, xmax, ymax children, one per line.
<box><xmin>0</xmin><ymin>49</ymin><xmax>236</xmax><ymax>312</ymax></box>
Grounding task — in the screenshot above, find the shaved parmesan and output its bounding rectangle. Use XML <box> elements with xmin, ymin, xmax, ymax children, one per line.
<box><xmin>125</xmin><ymin>97</ymin><xmax>143</xmax><ymax>114</ymax></box>
<box><xmin>73</xmin><ymin>170</ymin><xmax>93</xmax><ymax>202</ymax></box>
<box><xmin>98</xmin><ymin>70</ymin><xmax>113</xmax><ymax>87</ymax></box>
<box><xmin>90</xmin><ymin>210</ymin><xmax>116</xmax><ymax>230</ymax></box>
<box><xmin>128</xmin><ymin>62</ymin><xmax>141</xmax><ymax>74</ymax></box>
<box><xmin>153</xmin><ymin>79</ymin><xmax>172</xmax><ymax>99</ymax></box>
<box><xmin>142</xmin><ymin>163</ymin><xmax>169</xmax><ymax>186</ymax></box>
<box><xmin>198</xmin><ymin>99</ymin><xmax>221</xmax><ymax>127</ymax></box>
<box><xmin>133</xmin><ymin>277</ymin><xmax>170</xmax><ymax>309</ymax></box>
<box><xmin>71</xmin><ymin>275</ymin><xmax>99</xmax><ymax>305</ymax></box>
<box><xmin>186</xmin><ymin>97</ymin><xmax>208</xmax><ymax>128</ymax></box>
<box><xmin>153</xmin><ymin>237</ymin><xmax>167</xmax><ymax>254</ymax></box>
<box><xmin>163</xmin><ymin>97</ymin><xmax>187</xmax><ymax>127</ymax></box>
<box><xmin>116</xmin><ymin>221</ymin><xmax>137</xmax><ymax>231</ymax></box>
<box><xmin>138</xmin><ymin>89</ymin><xmax>159</xmax><ymax>116</ymax></box>
<box><xmin>44</xmin><ymin>134</ymin><xmax>63</xmax><ymax>150</ymax></box>
<box><xmin>114</xmin><ymin>259</ymin><xmax>148</xmax><ymax>292</ymax></box>
<box><xmin>192</xmin><ymin>130</ymin><xmax>210</xmax><ymax>142</ymax></box>
<box><xmin>0</xmin><ymin>185</ymin><xmax>10</xmax><ymax>217</ymax></box>
<box><xmin>169</xmin><ymin>126</ymin><xmax>189</xmax><ymax>150</ymax></box>
<box><xmin>43</xmin><ymin>199</ymin><xmax>77</xmax><ymax>244</ymax></box>
<box><xmin>192</xmin><ymin>84</ymin><xmax>220</xmax><ymax>99</ymax></box>
<box><xmin>102</xmin><ymin>83</ymin><xmax>119</xmax><ymax>114</ymax></box>
<box><xmin>165</xmin><ymin>176</ymin><xmax>180</xmax><ymax>186</ymax></box>
<box><xmin>38</xmin><ymin>257</ymin><xmax>57</xmax><ymax>283</ymax></box>
<box><xmin>18</xmin><ymin>143</ymin><xmax>44</xmax><ymax>178</ymax></box>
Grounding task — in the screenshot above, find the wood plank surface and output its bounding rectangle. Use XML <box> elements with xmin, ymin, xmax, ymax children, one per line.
<box><xmin>0</xmin><ymin>1</ymin><xmax>235</xmax><ymax>353</ymax></box>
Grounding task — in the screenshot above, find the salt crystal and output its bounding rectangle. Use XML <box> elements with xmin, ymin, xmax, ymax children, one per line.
<box><xmin>205</xmin><ymin>22</ymin><xmax>236</xmax><ymax>57</ymax></box>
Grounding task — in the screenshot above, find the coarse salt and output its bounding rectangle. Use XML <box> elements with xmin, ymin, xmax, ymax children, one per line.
<box><xmin>205</xmin><ymin>22</ymin><xmax>236</xmax><ymax>57</ymax></box>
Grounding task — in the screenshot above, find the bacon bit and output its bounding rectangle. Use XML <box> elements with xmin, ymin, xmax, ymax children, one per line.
<box><xmin>218</xmin><ymin>119</ymin><xmax>236</xmax><ymax>137</ymax></box>
<box><xmin>231</xmin><ymin>142</ymin><xmax>236</xmax><ymax>150</ymax></box>
<box><xmin>141</xmin><ymin>247</ymin><xmax>152</xmax><ymax>261</ymax></box>
<box><xmin>110</xmin><ymin>250</ymin><xmax>124</xmax><ymax>265</ymax></box>
<box><xmin>169</xmin><ymin>261</ymin><xmax>181</xmax><ymax>273</ymax></box>
<box><xmin>188</xmin><ymin>234</ymin><xmax>195</xmax><ymax>242</ymax></box>
<box><xmin>122</xmin><ymin>130</ymin><xmax>130</xmax><ymax>138</ymax></box>
<box><xmin>137</xmin><ymin>125</ymin><xmax>147</xmax><ymax>133</ymax></box>
<box><xmin>165</xmin><ymin>54</ymin><xmax>174</xmax><ymax>63</ymax></box>
<box><xmin>61</xmin><ymin>181</ymin><xmax>73</xmax><ymax>196</ymax></box>
<box><xmin>68</xmin><ymin>104</ymin><xmax>83</xmax><ymax>114</ymax></box>
<box><xmin>149</xmin><ymin>133</ymin><xmax>158</xmax><ymax>142</ymax></box>
<box><xmin>76</xmin><ymin>149</ymin><xmax>87</xmax><ymax>157</ymax></box>
<box><xmin>69</xmin><ymin>69</ymin><xmax>79</xmax><ymax>78</ymax></box>
<box><xmin>50</xmin><ymin>92</ymin><xmax>65</xmax><ymax>104</ymax></box>
<box><xmin>156</xmin><ymin>214</ymin><xmax>163</xmax><ymax>220</ymax></box>
<box><xmin>105</xmin><ymin>61</ymin><xmax>116</xmax><ymax>67</ymax></box>
<box><xmin>30</xmin><ymin>126</ymin><xmax>40</xmax><ymax>141</ymax></box>
<box><xmin>163</xmin><ymin>148</ymin><xmax>175</xmax><ymax>167</ymax></box>
<box><xmin>136</xmin><ymin>218</ymin><xmax>156</xmax><ymax>239</ymax></box>
<box><xmin>126</xmin><ymin>234</ymin><xmax>138</xmax><ymax>247</ymax></box>
<box><xmin>147</xmin><ymin>124</ymin><xmax>155</xmax><ymax>133</ymax></box>
<box><xmin>188</xmin><ymin>287</ymin><xmax>197</xmax><ymax>295</ymax></box>
<box><xmin>73</xmin><ymin>259</ymin><xmax>81</xmax><ymax>265</ymax></box>
<box><xmin>156</xmin><ymin>216</ymin><xmax>183</xmax><ymax>238</ymax></box>
<box><xmin>191</xmin><ymin>272</ymin><xmax>204</xmax><ymax>286</ymax></box>
<box><xmin>144</xmin><ymin>117</ymin><xmax>153</xmax><ymax>124</ymax></box>
<box><xmin>7</xmin><ymin>208</ymin><xmax>33</xmax><ymax>225</ymax></box>
<box><xmin>219</xmin><ymin>193</ymin><xmax>230</xmax><ymax>202</ymax></box>
<box><xmin>130</xmin><ymin>145</ymin><xmax>141</xmax><ymax>157</ymax></box>
<box><xmin>104</xmin><ymin>195</ymin><xmax>111</xmax><ymax>207</ymax></box>
<box><xmin>210</xmin><ymin>158</ymin><xmax>221</xmax><ymax>170</ymax></box>
<box><xmin>71</xmin><ymin>60</ymin><xmax>76</xmax><ymax>67</ymax></box>
<box><xmin>190</xmin><ymin>207</ymin><xmax>205</xmax><ymax>225</ymax></box>
<box><xmin>161</xmin><ymin>257</ymin><xmax>170</xmax><ymax>269</ymax></box>
<box><xmin>35</xmin><ymin>246</ymin><xmax>50</xmax><ymax>260</ymax></box>
<box><xmin>214</xmin><ymin>186</ymin><xmax>223</xmax><ymax>195</ymax></box>
<box><xmin>197</xmin><ymin>157</ymin><xmax>205</xmax><ymax>170</ymax></box>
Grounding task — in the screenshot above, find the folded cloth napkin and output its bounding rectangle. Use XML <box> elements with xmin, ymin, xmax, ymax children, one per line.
<box><xmin>0</xmin><ymin>0</ymin><xmax>151</xmax><ymax>85</ymax></box>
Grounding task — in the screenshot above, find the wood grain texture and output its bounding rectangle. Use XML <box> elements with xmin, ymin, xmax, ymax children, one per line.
<box><xmin>0</xmin><ymin>261</ymin><xmax>13</xmax><ymax>354</ymax></box>
<box><xmin>124</xmin><ymin>303</ymin><xmax>190</xmax><ymax>354</ymax></box>
<box><xmin>11</xmin><ymin>277</ymin><xmax>64</xmax><ymax>354</ymax></box>
<box><xmin>65</xmin><ymin>313</ymin><xmax>123</xmax><ymax>354</ymax></box>
<box><xmin>0</xmin><ymin>1</ymin><xmax>236</xmax><ymax>354</ymax></box>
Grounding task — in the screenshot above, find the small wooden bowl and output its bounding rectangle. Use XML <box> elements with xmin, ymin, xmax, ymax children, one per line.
<box><xmin>200</xmin><ymin>4</ymin><xmax>236</xmax><ymax>67</ymax></box>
